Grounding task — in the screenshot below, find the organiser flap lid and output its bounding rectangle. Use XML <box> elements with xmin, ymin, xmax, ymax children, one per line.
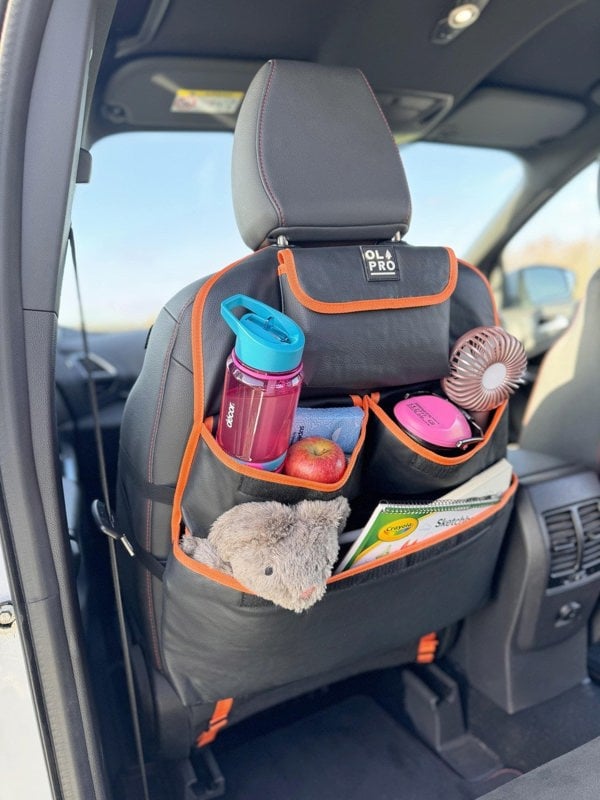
<box><xmin>278</xmin><ymin>245</ymin><xmax>457</xmax><ymax>313</ymax></box>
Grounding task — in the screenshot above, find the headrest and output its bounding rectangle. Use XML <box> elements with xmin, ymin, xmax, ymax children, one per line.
<box><xmin>232</xmin><ymin>60</ymin><xmax>412</xmax><ymax>251</ymax></box>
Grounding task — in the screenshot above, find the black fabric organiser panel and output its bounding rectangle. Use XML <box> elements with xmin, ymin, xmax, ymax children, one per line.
<box><xmin>277</xmin><ymin>245</ymin><xmax>456</xmax><ymax>390</ymax></box>
<box><xmin>165</xmin><ymin>244</ymin><xmax>515</xmax><ymax>707</ymax></box>
<box><xmin>163</xmin><ymin>487</ymin><xmax>515</xmax><ymax>704</ymax></box>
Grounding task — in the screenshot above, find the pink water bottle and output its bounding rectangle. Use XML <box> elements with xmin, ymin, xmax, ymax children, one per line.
<box><xmin>216</xmin><ymin>295</ymin><xmax>305</xmax><ymax>471</ymax></box>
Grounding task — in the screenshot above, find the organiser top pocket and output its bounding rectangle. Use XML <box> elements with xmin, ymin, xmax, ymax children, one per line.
<box><xmin>278</xmin><ymin>244</ymin><xmax>458</xmax><ymax>390</ymax></box>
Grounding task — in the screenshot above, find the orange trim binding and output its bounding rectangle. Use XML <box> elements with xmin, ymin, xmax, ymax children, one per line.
<box><xmin>457</xmin><ymin>259</ymin><xmax>501</xmax><ymax>326</ymax></box>
<box><xmin>199</xmin><ymin>407</ymin><xmax>367</xmax><ymax>491</ymax></box>
<box><xmin>191</xmin><ymin>254</ymin><xmax>257</xmax><ymax>424</ymax></box>
<box><xmin>171</xmin><ymin>422</ymin><xmax>202</xmax><ymax>543</ymax></box>
<box><xmin>366</xmin><ymin>395</ymin><xmax>507</xmax><ymax>467</ymax></box>
<box><xmin>171</xmin><ymin>252</ymin><xmax>263</xmax><ymax>543</ymax></box>
<box><xmin>416</xmin><ymin>633</ymin><xmax>439</xmax><ymax>664</ymax></box>
<box><xmin>277</xmin><ymin>248</ymin><xmax>458</xmax><ymax>314</ymax></box>
<box><xmin>177</xmin><ymin>473</ymin><xmax>517</xmax><ymax>590</ymax></box>
<box><xmin>328</xmin><ymin>475</ymin><xmax>517</xmax><ymax>583</ymax></box>
<box><xmin>196</xmin><ymin>698</ymin><xmax>234</xmax><ymax>748</ymax></box>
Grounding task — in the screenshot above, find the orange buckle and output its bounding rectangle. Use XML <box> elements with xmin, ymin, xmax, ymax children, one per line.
<box><xmin>416</xmin><ymin>632</ymin><xmax>439</xmax><ymax>664</ymax></box>
<box><xmin>196</xmin><ymin>698</ymin><xmax>234</xmax><ymax>748</ymax></box>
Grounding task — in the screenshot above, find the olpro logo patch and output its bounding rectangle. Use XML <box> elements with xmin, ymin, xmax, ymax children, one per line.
<box><xmin>360</xmin><ymin>246</ymin><xmax>399</xmax><ymax>281</ymax></box>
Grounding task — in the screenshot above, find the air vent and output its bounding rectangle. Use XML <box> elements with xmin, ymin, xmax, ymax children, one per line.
<box><xmin>66</xmin><ymin>351</ymin><xmax>119</xmax><ymax>404</ymax></box>
<box><xmin>545</xmin><ymin>508</ymin><xmax>578</xmax><ymax>586</ymax></box>
<box><xmin>544</xmin><ymin>499</ymin><xmax>600</xmax><ymax>588</ymax></box>
<box><xmin>580</xmin><ymin>501</ymin><xmax>600</xmax><ymax>576</ymax></box>
<box><xmin>67</xmin><ymin>351</ymin><xmax>117</xmax><ymax>381</ymax></box>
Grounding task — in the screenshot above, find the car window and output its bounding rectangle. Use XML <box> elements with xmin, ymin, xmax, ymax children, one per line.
<box><xmin>61</xmin><ymin>132</ymin><xmax>249</xmax><ymax>331</ymax></box>
<box><xmin>60</xmin><ymin>134</ymin><xmax>523</xmax><ymax>331</ymax></box>
<box><xmin>401</xmin><ymin>142</ymin><xmax>523</xmax><ymax>254</ymax></box>
<box><xmin>498</xmin><ymin>162</ymin><xmax>600</xmax><ymax>357</ymax></box>
<box><xmin>503</xmin><ymin>162</ymin><xmax>599</xmax><ymax>299</ymax></box>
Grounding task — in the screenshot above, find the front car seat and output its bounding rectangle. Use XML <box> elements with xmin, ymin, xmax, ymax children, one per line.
<box><xmin>116</xmin><ymin>59</ymin><xmax>515</xmax><ymax>757</ymax></box>
<box><xmin>519</xmin><ymin>165</ymin><xmax>600</xmax><ymax>473</ymax></box>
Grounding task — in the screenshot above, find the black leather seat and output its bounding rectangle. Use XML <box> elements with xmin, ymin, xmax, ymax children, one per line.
<box><xmin>519</xmin><ymin>266</ymin><xmax>600</xmax><ymax>473</ymax></box>
<box><xmin>519</xmin><ymin>166</ymin><xmax>600</xmax><ymax>470</ymax></box>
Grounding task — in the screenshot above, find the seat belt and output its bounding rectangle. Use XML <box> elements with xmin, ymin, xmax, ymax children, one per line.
<box><xmin>69</xmin><ymin>229</ymin><xmax>152</xmax><ymax>800</ymax></box>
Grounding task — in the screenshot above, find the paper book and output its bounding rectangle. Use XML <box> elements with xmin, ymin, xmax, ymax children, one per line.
<box><xmin>440</xmin><ymin>458</ymin><xmax>512</xmax><ymax>501</ymax></box>
<box><xmin>335</xmin><ymin>459</ymin><xmax>513</xmax><ymax>573</ymax></box>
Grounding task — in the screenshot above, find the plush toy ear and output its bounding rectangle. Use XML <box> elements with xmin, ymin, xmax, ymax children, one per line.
<box><xmin>208</xmin><ymin>501</ymin><xmax>295</xmax><ymax>562</ymax></box>
<box><xmin>295</xmin><ymin>496</ymin><xmax>351</xmax><ymax>533</ymax></box>
<box><xmin>180</xmin><ymin>535</ymin><xmax>231</xmax><ymax>573</ymax></box>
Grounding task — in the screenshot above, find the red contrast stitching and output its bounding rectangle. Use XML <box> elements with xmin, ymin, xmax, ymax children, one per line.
<box><xmin>257</xmin><ymin>59</ymin><xmax>286</xmax><ymax>226</ymax></box>
<box><xmin>144</xmin><ymin>294</ymin><xmax>196</xmax><ymax>670</ymax></box>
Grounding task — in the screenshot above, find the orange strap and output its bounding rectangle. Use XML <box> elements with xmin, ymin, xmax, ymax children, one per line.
<box><xmin>416</xmin><ymin>632</ymin><xmax>439</xmax><ymax>664</ymax></box>
<box><xmin>196</xmin><ymin>698</ymin><xmax>234</xmax><ymax>748</ymax></box>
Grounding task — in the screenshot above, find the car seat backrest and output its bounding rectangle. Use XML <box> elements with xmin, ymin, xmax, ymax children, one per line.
<box><xmin>116</xmin><ymin>60</ymin><xmax>422</xmax><ymax>670</ymax></box>
<box><xmin>520</xmin><ymin>167</ymin><xmax>600</xmax><ymax>471</ymax></box>
<box><xmin>520</xmin><ymin>266</ymin><xmax>600</xmax><ymax>471</ymax></box>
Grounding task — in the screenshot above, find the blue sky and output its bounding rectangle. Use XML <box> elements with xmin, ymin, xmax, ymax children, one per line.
<box><xmin>62</xmin><ymin>132</ymin><xmax>596</xmax><ymax>330</ymax></box>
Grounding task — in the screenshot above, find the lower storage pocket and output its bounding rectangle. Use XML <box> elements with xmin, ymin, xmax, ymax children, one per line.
<box><xmin>364</xmin><ymin>394</ymin><xmax>509</xmax><ymax>495</ymax></box>
<box><xmin>161</xmin><ymin>481</ymin><xmax>516</xmax><ymax>705</ymax></box>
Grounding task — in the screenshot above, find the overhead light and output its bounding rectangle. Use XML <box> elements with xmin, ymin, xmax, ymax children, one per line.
<box><xmin>448</xmin><ymin>3</ymin><xmax>480</xmax><ymax>29</ymax></box>
<box><xmin>431</xmin><ymin>0</ymin><xmax>489</xmax><ymax>45</ymax></box>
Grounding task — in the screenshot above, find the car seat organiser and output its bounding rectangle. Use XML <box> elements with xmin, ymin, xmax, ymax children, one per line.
<box><xmin>161</xmin><ymin>240</ymin><xmax>517</xmax><ymax>706</ymax></box>
<box><xmin>115</xmin><ymin>60</ymin><xmax>520</xmax><ymax>751</ymax></box>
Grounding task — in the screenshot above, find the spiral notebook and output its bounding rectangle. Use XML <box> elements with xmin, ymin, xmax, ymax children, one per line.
<box><xmin>335</xmin><ymin>459</ymin><xmax>512</xmax><ymax>573</ymax></box>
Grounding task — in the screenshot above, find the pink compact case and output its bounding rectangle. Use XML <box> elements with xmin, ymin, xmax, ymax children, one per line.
<box><xmin>393</xmin><ymin>394</ymin><xmax>483</xmax><ymax>453</ymax></box>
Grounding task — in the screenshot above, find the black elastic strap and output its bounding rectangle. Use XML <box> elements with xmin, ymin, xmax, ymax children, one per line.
<box><xmin>69</xmin><ymin>229</ymin><xmax>151</xmax><ymax>800</ymax></box>
<box><xmin>92</xmin><ymin>500</ymin><xmax>166</xmax><ymax>581</ymax></box>
<box><xmin>119</xmin><ymin>448</ymin><xmax>176</xmax><ymax>505</ymax></box>
<box><xmin>130</xmin><ymin>538</ymin><xmax>165</xmax><ymax>580</ymax></box>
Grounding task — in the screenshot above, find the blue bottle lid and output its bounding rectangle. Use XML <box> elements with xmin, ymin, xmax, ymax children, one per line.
<box><xmin>221</xmin><ymin>294</ymin><xmax>305</xmax><ymax>374</ymax></box>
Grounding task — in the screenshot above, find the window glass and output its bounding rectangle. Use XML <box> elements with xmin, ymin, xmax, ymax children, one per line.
<box><xmin>499</xmin><ymin>162</ymin><xmax>599</xmax><ymax>358</ymax></box>
<box><xmin>400</xmin><ymin>142</ymin><xmax>524</xmax><ymax>254</ymax></box>
<box><xmin>503</xmin><ymin>162</ymin><xmax>600</xmax><ymax>300</ymax></box>
<box><xmin>61</xmin><ymin>135</ymin><xmax>524</xmax><ymax>331</ymax></box>
<box><xmin>61</xmin><ymin>132</ymin><xmax>249</xmax><ymax>331</ymax></box>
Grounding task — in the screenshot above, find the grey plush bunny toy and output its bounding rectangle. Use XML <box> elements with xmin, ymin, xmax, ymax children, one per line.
<box><xmin>180</xmin><ymin>496</ymin><xmax>350</xmax><ymax>613</ymax></box>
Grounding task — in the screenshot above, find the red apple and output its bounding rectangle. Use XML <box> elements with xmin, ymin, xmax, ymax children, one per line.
<box><xmin>283</xmin><ymin>437</ymin><xmax>346</xmax><ymax>483</ymax></box>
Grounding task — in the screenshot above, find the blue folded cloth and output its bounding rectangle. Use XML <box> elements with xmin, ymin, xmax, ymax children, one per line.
<box><xmin>290</xmin><ymin>406</ymin><xmax>364</xmax><ymax>454</ymax></box>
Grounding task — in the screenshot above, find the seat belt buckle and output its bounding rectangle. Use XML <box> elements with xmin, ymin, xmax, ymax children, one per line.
<box><xmin>91</xmin><ymin>499</ymin><xmax>135</xmax><ymax>557</ymax></box>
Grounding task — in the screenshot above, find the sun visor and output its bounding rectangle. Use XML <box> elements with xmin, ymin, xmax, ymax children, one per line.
<box><xmin>432</xmin><ymin>88</ymin><xmax>586</xmax><ymax>149</ymax></box>
<box><xmin>100</xmin><ymin>56</ymin><xmax>454</xmax><ymax>142</ymax></box>
<box><xmin>101</xmin><ymin>57</ymin><xmax>265</xmax><ymax>129</ymax></box>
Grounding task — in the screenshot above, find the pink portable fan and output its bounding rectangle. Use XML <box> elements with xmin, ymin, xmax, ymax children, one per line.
<box><xmin>442</xmin><ymin>326</ymin><xmax>527</xmax><ymax>425</ymax></box>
